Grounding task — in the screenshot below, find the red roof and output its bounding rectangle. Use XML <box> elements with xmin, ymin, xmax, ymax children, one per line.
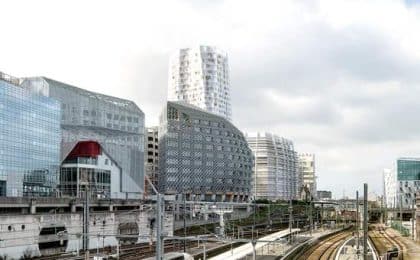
<box><xmin>66</xmin><ymin>141</ymin><xmax>101</xmax><ymax>160</ymax></box>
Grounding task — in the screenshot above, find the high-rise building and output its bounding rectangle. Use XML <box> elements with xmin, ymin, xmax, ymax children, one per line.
<box><xmin>246</xmin><ymin>132</ymin><xmax>300</xmax><ymax>201</ymax></box>
<box><xmin>21</xmin><ymin>77</ymin><xmax>145</xmax><ymax>195</ymax></box>
<box><xmin>383</xmin><ymin>168</ymin><xmax>396</xmax><ymax>208</ymax></box>
<box><xmin>384</xmin><ymin>158</ymin><xmax>420</xmax><ymax>208</ymax></box>
<box><xmin>145</xmin><ymin>126</ymin><xmax>159</xmax><ymax>195</ymax></box>
<box><xmin>299</xmin><ymin>153</ymin><xmax>317</xmax><ymax>198</ymax></box>
<box><xmin>0</xmin><ymin>72</ymin><xmax>61</xmax><ymax>197</ymax></box>
<box><xmin>168</xmin><ymin>46</ymin><xmax>232</xmax><ymax>121</ymax></box>
<box><xmin>158</xmin><ymin>101</ymin><xmax>252</xmax><ymax>202</ymax></box>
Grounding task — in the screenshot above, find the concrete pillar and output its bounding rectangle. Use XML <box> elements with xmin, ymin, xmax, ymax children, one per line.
<box><xmin>175</xmin><ymin>203</ymin><xmax>180</xmax><ymax>221</ymax></box>
<box><xmin>109</xmin><ymin>205</ymin><xmax>114</xmax><ymax>212</ymax></box>
<box><xmin>71</xmin><ymin>203</ymin><xmax>77</xmax><ymax>213</ymax></box>
<box><xmin>222</xmin><ymin>194</ymin><xmax>226</xmax><ymax>202</ymax></box>
<box><xmin>30</xmin><ymin>199</ymin><xmax>36</xmax><ymax>214</ymax></box>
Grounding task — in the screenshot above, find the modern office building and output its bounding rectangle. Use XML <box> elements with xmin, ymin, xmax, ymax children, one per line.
<box><xmin>384</xmin><ymin>158</ymin><xmax>420</xmax><ymax>208</ymax></box>
<box><xmin>246</xmin><ymin>132</ymin><xmax>300</xmax><ymax>201</ymax></box>
<box><xmin>21</xmin><ymin>77</ymin><xmax>145</xmax><ymax>195</ymax></box>
<box><xmin>168</xmin><ymin>46</ymin><xmax>232</xmax><ymax>121</ymax></box>
<box><xmin>145</xmin><ymin>126</ymin><xmax>159</xmax><ymax>195</ymax></box>
<box><xmin>158</xmin><ymin>101</ymin><xmax>252</xmax><ymax>202</ymax></box>
<box><xmin>299</xmin><ymin>153</ymin><xmax>317</xmax><ymax>198</ymax></box>
<box><xmin>0</xmin><ymin>72</ymin><xmax>61</xmax><ymax>197</ymax></box>
<box><xmin>317</xmin><ymin>190</ymin><xmax>332</xmax><ymax>200</ymax></box>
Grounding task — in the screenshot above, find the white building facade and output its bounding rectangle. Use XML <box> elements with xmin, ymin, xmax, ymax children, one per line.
<box><xmin>383</xmin><ymin>168</ymin><xmax>396</xmax><ymax>208</ymax></box>
<box><xmin>246</xmin><ymin>132</ymin><xmax>300</xmax><ymax>201</ymax></box>
<box><xmin>168</xmin><ymin>46</ymin><xmax>232</xmax><ymax>121</ymax></box>
<box><xmin>299</xmin><ymin>153</ymin><xmax>317</xmax><ymax>198</ymax></box>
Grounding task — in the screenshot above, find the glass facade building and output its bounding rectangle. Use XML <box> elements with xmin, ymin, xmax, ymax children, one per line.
<box><xmin>384</xmin><ymin>158</ymin><xmax>420</xmax><ymax>208</ymax></box>
<box><xmin>158</xmin><ymin>101</ymin><xmax>253</xmax><ymax>202</ymax></box>
<box><xmin>21</xmin><ymin>77</ymin><xmax>145</xmax><ymax>194</ymax></box>
<box><xmin>0</xmin><ymin>75</ymin><xmax>61</xmax><ymax>197</ymax></box>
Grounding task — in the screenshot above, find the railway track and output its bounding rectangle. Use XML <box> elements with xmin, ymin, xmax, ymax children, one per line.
<box><xmin>297</xmin><ymin>231</ymin><xmax>351</xmax><ymax>260</ymax></box>
<box><xmin>369</xmin><ymin>225</ymin><xmax>404</xmax><ymax>260</ymax></box>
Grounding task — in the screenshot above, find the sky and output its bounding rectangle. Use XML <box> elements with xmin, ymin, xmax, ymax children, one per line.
<box><xmin>2</xmin><ymin>0</ymin><xmax>420</xmax><ymax>198</ymax></box>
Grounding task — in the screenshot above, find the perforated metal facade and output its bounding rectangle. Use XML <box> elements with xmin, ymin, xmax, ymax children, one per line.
<box><xmin>246</xmin><ymin>132</ymin><xmax>300</xmax><ymax>201</ymax></box>
<box><xmin>0</xmin><ymin>76</ymin><xmax>61</xmax><ymax>197</ymax></box>
<box><xmin>158</xmin><ymin>101</ymin><xmax>252</xmax><ymax>202</ymax></box>
<box><xmin>21</xmin><ymin>77</ymin><xmax>145</xmax><ymax>194</ymax></box>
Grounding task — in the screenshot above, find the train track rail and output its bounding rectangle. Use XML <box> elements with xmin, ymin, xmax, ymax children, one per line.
<box><xmin>369</xmin><ymin>225</ymin><xmax>405</xmax><ymax>260</ymax></box>
<box><xmin>296</xmin><ymin>231</ymin><xmax>351</xmax><ymax>260</ymax></box>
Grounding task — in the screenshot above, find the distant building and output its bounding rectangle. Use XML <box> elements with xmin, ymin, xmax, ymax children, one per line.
<box><xmin>246</xmin><ymin>132</ymin><xmax>300</xmax><ymax>201</ymax></box>
<box><xmin>0</xmin><ymin>72</ymin><xmax>61</xmax><ymax>197</ymax></box>
<box><xmin>384</xmin><ymin>158</ymin><xmax>420</xmax><ymax>208</ymax></box>
<box><xmin>383</xmin><ymin>168</ymin><xmax>396</xmax><ymax>208</ymax></box>
<box><xmin>317</xmin><ymin>190</ymin><xmax>332</xmax><ymax>200</ymax></box>
<box><xmin>59</xmin><ymin>141</ymin><xmax>128</xmax><ymax>199</ymax></box>
<box><xmin>145</xmin><ymin>127</ymin><xmax>159</xmax><ymax>195</ymax></box>
<box><xmin>21</xmin><ymin>77</ymin><xmax>145</xmax><ymax>196</ymax></box>
<box><xmin>168</xmin><ymin>46</ymin><xmax>232</xmax><ymax>121</ymax></box>
<box><xmin>299</xmin><ymin>154</ymin><xmax>317</xmax><ymax>198</ymax></box>
<box><xmin>158</xmin><ymin>101</ymin><xmax>252</xmax><ymax>202</ymax></box>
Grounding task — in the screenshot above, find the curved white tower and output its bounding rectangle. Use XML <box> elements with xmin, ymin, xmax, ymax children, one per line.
<box><xmin>168</xmin><ymin>46</ymin><xmax>232</xmax><ymax>121</ymax></box>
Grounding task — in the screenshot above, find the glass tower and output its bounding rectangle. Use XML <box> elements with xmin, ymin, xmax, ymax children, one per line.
<box><xmin>0</xmin><ymin>74</ymin><xmax>61</xmax><ymax>197</ymax></box>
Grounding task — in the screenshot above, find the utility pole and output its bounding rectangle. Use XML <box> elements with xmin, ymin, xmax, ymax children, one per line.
<box><xmin>356</xmin><ymin>190</ymin><xmax>359</xmax><ymax>253</ymax></box>
<box><xmin>309</xmin><ymin>200</ymin><xmax>313</xmax><ymax>235</ymax></box>
<box><xmin>183</xmin><ymin>192</ymin><xmax>186</xmax><ymax>252</ymax></box>
<box><xmin>412</xmin><ymin>198</ymin><xmax>415</xmax><ymax>240</ymax></box>
<box><xmin>392</xmin><ymin>196</ymin><xmax>396</xmax><ymax>226</ymax></box>
<box><xmin>83</xmin><ymin>186</ymin><xmax>90</xmax><ymax>252</ymax></box>
<box><xmin>156</xmin><ymin>193</ymin><xmax>163</xmax><ymax>260</ymax></box>
<box><xmin>289</xmin><ymin>199</ymin><xmax>293</xmax><ymax>243</ymax></box>
<box><xmin>400</xmin><ymin>194</ymin><xmax>403</xmax><ymax>233</ymax></box>
<box><xmin>252</xmin><ymin>197</ymin><xmax>256</xmax><ymax>241</ymax></box>
<box><xmin>363</xmin><ymin>183</ymin><xmax>368</xmax><ymax>260</ymax></box>
<box><xmin>145</xmin><ymin>175</ymin><xmax>163</xmax><ymax>260</ymax></box>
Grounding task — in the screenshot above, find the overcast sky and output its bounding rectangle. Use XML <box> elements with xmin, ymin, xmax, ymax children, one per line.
<box><xmin>2</xmin><ymin>0</ymin><xmax>420</xmax><ymax>198</ymax></box>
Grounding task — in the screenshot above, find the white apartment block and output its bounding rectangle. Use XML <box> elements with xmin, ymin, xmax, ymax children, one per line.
<box><xmin>168</xmin><ymin>46</ymin><xmax>232</xmax><ymax>121</ymax></box>
<box><xmin>246</xmin><ymin>132</ymin><xmax>300</xmax><ymax>201</ymax></box>
<box><xmin>299</xmin><ymin>153</ymin><xmax>317</xmax><ymax>198</ymax></box>
<box><xmin>383</xmin><ymin>168</ymin><xmax>396</xmax><ymax>208</ymax></box>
